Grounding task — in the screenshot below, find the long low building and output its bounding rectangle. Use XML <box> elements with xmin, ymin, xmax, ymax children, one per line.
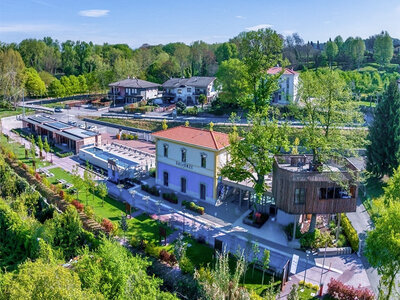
<box><xmin>21</xmin><ymin>115</ymin><xmax>101</xmax><ymax>153</ymax></box>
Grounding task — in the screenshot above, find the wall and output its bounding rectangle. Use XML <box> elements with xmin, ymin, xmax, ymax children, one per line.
<box><xmin>156</xmin><ymin>161</ymin><xmax>215</xmax><ymax>202</ymax></box>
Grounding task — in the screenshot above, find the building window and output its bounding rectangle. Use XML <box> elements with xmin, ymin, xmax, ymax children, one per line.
<box><xmin>200</xmin><ymin>183</ymin><xmax>206</xmax><ymax>200</ymax></box>
<box><xmin>181</xmin><ymin>148</ymin><xmax>187</xmax><ymax>162</ymax></box>
<box><xmin>187</xmin><ymin>87</ymin><xmax>191</xmax><ymax>92</ymax></box>
<box><xmin>181</xmin><ymin>177</ymin><xmax>186</xmax><ymax>193</ymax></box>
<box><xmin>163</xmin><ymin>144</ymin><xmax>168</xmax><ymax>157</ymax></box>
<box><xmin>133</xmin><ymin>88</ymin><xmax>137</xmax><ymax>94</ymax></box>
<box><xmin>163</xmin><ymin>171</ymin><xmax>169</xmax><ymax>186</ymax></box>
<box><xmin>294</xmin><ymin>188</ymin><xmax>306</xmax><ymax>204</ymax></box>
<box><xmin>286</xmin><ymin>78</ymin><xmax>290</xmax><ymax>89</ymax></box>
<box><xmin>201</xmin><ymin>153</ymin><xmax>207</xmax><ymax>168</ymax></box>
<box><xmin>178</xmin><ymin>89</ymin><xmax>182</xmax><ymax>94</ymax></box>
<box><xmin>320</xmin><ymin>187</ymin><xmax>352</xmax><ymax>199</ymax></box>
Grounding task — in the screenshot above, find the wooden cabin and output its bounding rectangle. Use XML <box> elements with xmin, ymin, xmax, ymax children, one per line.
<box><xmin>272</xmin><ymin>155</ymin><xmax>358</xmax><ymax>215</ymax></box>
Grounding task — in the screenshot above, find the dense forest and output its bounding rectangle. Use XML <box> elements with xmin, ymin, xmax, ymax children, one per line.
<box><xmin>0</xmin><ymin>30</ymin><xmax>399</xmax><ymax>105</ymax></box>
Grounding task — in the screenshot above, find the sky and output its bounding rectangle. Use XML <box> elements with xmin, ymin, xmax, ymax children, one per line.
<box><xmin>1</xmin><ymin>0</ymin><xmax>400</xmax><ymax>48</ymax></box>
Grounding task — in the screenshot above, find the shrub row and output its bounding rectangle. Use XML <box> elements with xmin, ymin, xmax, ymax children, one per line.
<box><xmin>55</xmin><ymin>151</ymin><xmax>74</xmax><ymax>158</ymax></box>
<box><xmin>327</xmin><ymin>278</ymin><xmax>374</xmax><ymax>300</ymax></box>
<box><xmin>162</xmin><ymin>192</ymin><xmax>178</xmax><ymax>204</ymax></box>
<box><xmin>298</xmin><ymin>280</ymin><xmax>319</xmax><ymax>291</ymax></box>
<box><xmin>340</xmin><ymin>213</ymin><xmax>359</xmax><ymax>252</ymax></box>
<box><xmin>182</xmin><ymin>200</ymin><xmax>205</xmax><ymax>215</ymax></box>
<box><xmin>120</xmin><ymin>132</ymin><xmax>138</xmax><ymax>140</ymax></box>
<box><xmin>141</xmin><ymin>184</ymin><xmax>160</xmax><ymax>196</ymax></box>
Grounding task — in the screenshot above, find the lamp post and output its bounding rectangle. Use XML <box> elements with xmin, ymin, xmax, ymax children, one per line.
<box><xmin>143</xmin><ymin>195</ymin><xmax>150</xmax><ymax>213</ymax></box>
<box><xmin>303</xmin><ymin>250</ymin><xmax>311</xmax><ymax>284</ymax></box>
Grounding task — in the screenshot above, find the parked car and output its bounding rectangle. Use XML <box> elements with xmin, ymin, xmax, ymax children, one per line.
<box><xmin>54</xmin><ymin>107</ymin><xmax>62</xmax><ymax>113</ymax></box>
<box><xmin>153</xmin><ymin>98</ymin><xmax>163</xmax><ymax>105</ymax></box>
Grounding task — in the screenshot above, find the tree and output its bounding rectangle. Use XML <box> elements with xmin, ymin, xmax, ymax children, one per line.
<box><xmin>24</xmin><ymin>67</ymin><xmax>46</xmax><ymax>97</ymax></box>
<box><xmin>194</xmin><ymin>250</ymin><xmax>249</xmax><ymax>300</ymax></box>
<box><xmin>48</xmin><ymin>79</ymin><xmax>66</xmax><ymax>98</ymax></box>
<box><xmin>97</xmin><ymin>182</ymin><xmax>108</xmax><ymax>207</ymax></box>
<box><xmin>287</xmin><ymin>284</ymin><xmax>300</xmax><ymax>300</ymax></box>
<box><xmin>238</xmin><ymin>28</ymin><xmax>283</xmax><ymax>108</ymax></box>
<box><xmin>0</xmin><ymin>259</ymin><xmax>101</xmax><ymax>299</ymax></box>
<box><xmin>119</xmin><ymin>214</ymin><xmax>128</xmax><ymax>240</ymax></box>
<box><xmin>43</xmin><ymin>136</ymin><xmax>50</xmax><ymax>160</ymax></box>
<box><xmin>198</xmin><ymin>93</ymin><xmax>207</xmax><ymax>109</ymax></box>
<box><xmin>365</xmin><ymin>201</ymin><xmax>400</xmax><ymax>300</ymax></box>
<box><xmin>215</xmin><ymin>42</ymin><xmax>238</xmax><ymax>64</ymax></box>
<box><xmin>261</xmin><ymin>249</ymin><xmax>270</xmax><ymax>286</ymax></box>
<box><xmin>60</xmin><ymin>76</ymin><xmax>72</xmax><ymax>95</ymax></box>
<box><xmin>162</xmin><ymin>119</ymin><xmax>168</xmax><ymax>130</ymax></box>
<box><xmin>325</xmin><ymin>39</ymin><xmax>338</xmax><ymax>68</ymax></box>
<box><xmin>374</xmin><ymin>31</ymin><xmax>394</xmax><ymax>66</ymax></box>
<box><xmin>38</xmin><ymin>70</ymin><xmax>56</xmax><ymax>87</ymax></box>
<box><xmin>221</xmin><ymin>109</ymin><xmax>289</xmax><ymax>209</ymax></box>
<box><xmin>30</xmin><ymin>135</ymin><xmax>36</xmax><ymax>164</ymax></box>
<box><xmin>216</xmin><ymin>58</ymin><xmax>250</xmax><ymax>107</ymax></box>
<box><xmin>83</xmin><ymin>166</ymin><xmax>95</xmax><ymax>206</ymax></box>
<box><xmin>71</xmin><ymin>165</ymin><xmax>84</xmax><ymax>201</ymax></box>
<box><xmin>366</xmin><ymin>79</ymin><xmax>400</xmax><ymax>177</ymax></box>
<box><xmin>251</xmin><ymin>242</ymin><xmax>260</xmax><ymax>277</ymax></box>
<box><xmin>37</xmin><ymin>135</ymin><xmax>43</xmax><ymax>159</ymax></box>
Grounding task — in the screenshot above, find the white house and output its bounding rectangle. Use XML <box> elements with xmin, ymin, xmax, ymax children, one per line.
<box><xmin>267</xmin><ymin>67</ymin><xmax>299</xmax><ymax>105</ymax></box>
<box><xmin>162</xmin><ymin>77</ymin><xmax>217</xmax><ymax>105</ymax></box>
<box><xmin>152</xmin><ymin>126</ymin><xmax>230</xmax><ymax>203</ymax></box>
<box><xmin>108</xmin><ymin>78</ymin><xmax>160</xmax><ymax>104</ymax></box>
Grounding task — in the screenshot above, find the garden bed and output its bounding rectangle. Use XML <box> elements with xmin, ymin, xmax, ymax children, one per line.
<box><xmin>242</xmin><ymin>211</ymin><xmax>269</xmax><ymax>228</ymax></box>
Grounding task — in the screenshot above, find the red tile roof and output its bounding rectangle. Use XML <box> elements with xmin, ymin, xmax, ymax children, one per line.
<box><xmin>267</xmin><ymin>67</ymin><xmax>299</xmax><ymax>75</ymax></box>
<box><xmin>152</xmin><ymin>126</ymin><xmax>230</xmax><ymax>151</ymax></box>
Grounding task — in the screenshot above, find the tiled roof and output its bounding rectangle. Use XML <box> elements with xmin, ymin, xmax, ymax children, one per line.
<box><xmin>109</xmin><ymin>78</ymin><xmax>160</xmax><ymax>89</ymax></box>
<box><xmin>162</xmin><ymin>76</ymin><xmax>216</xmax><ymax>88</ymax></box>
<box><xmin>152</xmin><ymin>126</ymin><xmax>230</xmax><ymax>150</ymax></box>
<box><xmin>267</xmin><ymin>67</ymin><xmax>299</xmax><ymax>75</ymax></box>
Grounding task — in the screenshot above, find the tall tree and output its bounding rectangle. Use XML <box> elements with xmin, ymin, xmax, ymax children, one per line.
<box><xmin>350</xmin><ymin>37</ymin><xmax>365</xmax><ymax>69</ymax></box>
<box><xmin>215</xmin><ymin>42</ymin><xmax>238</xmax><ymax>64</ymax></box>
<box><xmin>365</xmin><ymin>200</ymin><xmax>400</xmax><ymax>300</ymax></box>
<box><xmin>220</xmin><ymin>108</ymin><xmax>289</xmax><ymax>206</ymax></box>
<box><xmin>48</xmin><ymin>79</ymin><xmax>66</xmax><ymax>98</ymax></box>
<box><xmin>325</xmin><ymin>39</ymin><xmax>338</xmax><ymax>68</ymax></box>
<box><xmin>374</xmin><ymin>31</ymin><xmax>394</xmax><ymax>66</ymax></box>
<box><xmin>367</xmin><ymin>79</ymin><xmax>400</xmax><ymax>177</ymax></box>
<box><xmin>24</xmin><ymin>67</ymin><xmax>46</xmax><ymax>97</ymax></box>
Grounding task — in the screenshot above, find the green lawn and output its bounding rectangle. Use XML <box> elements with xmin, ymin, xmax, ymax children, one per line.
<box><xmin>354</xmin><ymin>100</ymin><xmax>376</xmax><ymax>108</ymax></box>
<box><xmin>0</xmin><ymin>135</ymin><xmax>51</xmax><ymax>169</ymax></box>
<box><xmin>0</xmin><ymin>108</ymin><xmax>33</xmax><ymax>119</ymax></box>
<box><xmin>47</xmin><ymin>167</ymin><xmax>125</xmax><ymax>221</ymax></box>
<box><xmin>360</xmin><ymin>176</ymin><xmax>385</xmax><ymax>213</ymax></box>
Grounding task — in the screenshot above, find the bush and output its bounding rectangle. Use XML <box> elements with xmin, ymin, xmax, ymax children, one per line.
<box><xmin>34</xmin><ymin>172</ymin><xmax>42</xmax><ymax>181</ymax></box>
<box><xmin>149</xmin><ymin>168</ymin><xmax>156</xmax><ymax>178</ymax></box>
<box><xmin>179</xmin><ymin>256</ymin><xmax>195</xmax><ymax>274</ymax></box>
<box><xmin>59</xmin><ymin>190</ymin><xmax>65</xmax><ymax>199</ymax></box>
<box><xmin>55</xmin><ymin>151</ymin><xmax>74</xmax><ymax>158</ymax></box>
<box><xmin>182</xmin><ymin>106</ymin><xmax>198</xmax><ymax>116</ymax></box>
<box><xmin>327</xmin><ymin>278</ymin><xmax>374</xmax><ymax>300</ymax></box>
<box><xmin>141</xmin><ymin>184</ymin><xmax>160</xmax><ymax>196</ymax></box>
<box><xmin>340</xmin><ymin>213</ymin><xmax>359</xmax><ymax>252</ymax></box>
<box><xmin>145</xmin><ymin>242</ymin><xmax>162</xmax><ymax>258</ymax></box>
<box><xmin>71</xmin><ymin>199</ymin><xmax>84</xmax><ymax>212</ymax></box>
<box><xmin>336</xmin><ymin>233</ymin><xmax>347</xmax><ymax>248</ymax></box>
<box><xmin>84</xmin><ymin>205</ymin><xmax>95</xmax><ymax>219</ymax></box>
<box><xmin>300</xmin><ymin>229</ymin><xmax>320</xmax><ymax>249</ymax></box>
<box><xmin>130</xmin><ymin>236</ymin><xmax>140</xmax><ymax>248</ymax></box>
<box><xmin>284</xmin><ymin>223</ymin><xmax>303</xmax><ymax>240</ymax></box>
<box><xmin>159</xmin><ymin>249</ymin><xmax>177</xmax><ymax>265</ymax></box>
<box><xmin>176</xmin><ymin>100</ymin><xmax>186</xmax><ymax>113</ymax></box>
<box><xmin>101</xmin><ymin>218</ymin><xmax>114</xmax><ymax>234</ymax></box>
<box><xmin>182</xmin><ymin>200</ymin><xmax>205</xmax><ymax>215</ymax></box>
<box><xmin>162</xmin><ymin>192</ymin><xmax>178</xmax><ymax>204</ymax></box>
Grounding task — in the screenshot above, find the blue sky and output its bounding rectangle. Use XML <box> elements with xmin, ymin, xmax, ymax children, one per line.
<box><xmin>1</xmin><ymin>0</ymin><xmax>400</xmax><ymax>48</ymax></box>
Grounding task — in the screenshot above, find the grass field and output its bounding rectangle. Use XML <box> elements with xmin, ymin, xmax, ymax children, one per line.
<box><xmin>0</xmin><ymin>108</ymin><xmax>33</xmax><ymax>119</ymax></box>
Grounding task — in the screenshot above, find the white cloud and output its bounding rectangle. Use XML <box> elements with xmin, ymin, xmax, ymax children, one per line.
<box><xmin>78</xmin><ymin>9</ymin><xmax>109</xmax><ymax>17</ymax></box>
<box><xmin>235</xmin><ymin>15</ymin><xmax>246</xmax><ymax>19</ymax></box>
<box><xmin>245</xmin><ymin>24</ymin><xmax>273</xmax><ymax>31</ymax></box>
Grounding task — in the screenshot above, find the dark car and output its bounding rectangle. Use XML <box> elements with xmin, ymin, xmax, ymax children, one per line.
<box><xmin>54</xmin><ymin>107</ymin><xmax>62</xmax><ymax>113</ymax></box>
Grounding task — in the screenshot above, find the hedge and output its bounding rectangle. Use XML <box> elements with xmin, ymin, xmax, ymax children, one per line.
<box><xmin>340</xmin><ymin>213</ymin><xmax>359</xmax><ymax>252</ymax></box>
<box><xmin>182</xmin><ymin>200</ymin><xmax>204</xmax><ymax>215</ymax></box>
<box><xmin>141</xmin><ymin>184</ymin><xmax>160</xmax><ymax>197</ymax></box>
<box><xmin>162</xmin><ymin>192</ymin><xmax>178</xmax><ymax>204</ymax></box>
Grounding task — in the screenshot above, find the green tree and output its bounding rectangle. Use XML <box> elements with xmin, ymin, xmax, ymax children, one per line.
<box><xmin>215</xmin><ymin>42</ymin><xmax>238</xmax><ymax>64</ymax></box>
<box><xmin>48</xmin><ymin>79</ymin><xmax>66</xmax><ymax>98</ymax></box>
<box><xmin>220</xmin><ymin>109</ymin><xmax>289</xmax><ymax>208</ymax></box>
<box><xmin>198</xmin><ymin>93</ymin><xmax>207</xmax><ymax>109</ymax></box>
<box><xmin>0</xmin><ymin>259</ymin><xmax>101</xmax><ymax>300</ymax></box>
<box><xmin>30</xmin><ymin>135</ymin><xmax>36</xmax><ymax>164</ymax></box>
<box><xmin>261</xmin><ymin>249</ymin><xmax>270</xmax><ymax>286</ymax></box>
<box><xmin>97</xmin><ymin>182</ymin><xmax>108</xmax><ymax>207</ymax></box>
<box><xmin>38</xmin><ymin>70</ymin><xmax>56</xmax><ymax>87</ymax></box>
<box><xmin>367</xmin><ymin>79</ymin><xmax>400</xmax><ymax>177</ymax></box>
<box><xmin>37</xmin><ymin>135</ymin><xmax>43</xmax><ymax>159</ymax></box>
<box><xmin>60</xmin><ymin>76</ymin><xmax>72</xmax><ymax>95</ymax></box>
<box><xmin>374</xmin><ymin>31</ymin><xmax>394</xmax><ymax>66</ymax></box>
<box><xmin>71</xmin><ymin>165</ymin><xmax>84</xmax><ymax>201</ymax></box>
<box><xmin>365</xmin><ymin>201</ymin><xmax>400</xmax><ymax>300</ymax></box>
<box><xmin>162</xmin><ymin>119</ymin><xmax>168</xmax><ymax>130</ymax></box>
<box><xmin>43</xmin><ymin>136</ymin><xmax>50</xmax><ymax>161</ymax></box>
<box><xmin>216</xmin><ymin>58</ymin><xmax>250</xmax><ymax>107</ymax></box>
<box><xmin>239</xmin><ymin>28</ymin><xmax>283</xmax><ymax>109</ymax></box>
<box><xmin>350</xmin><ymin>37</ymin><xmax>366</xmax><ymax>69</ymax></box>
<box><xmin>119</xmin><ymin>214</ymin><xmax>128</xmax><ymax>240</ymax></box>
<box><xmin>287</xmin><ymin>284</ymin><xmax>300</xmax><ymax>300</ymax></box>
<box><xmin>325</xmin><ymin>39</ymin><xmax>338</xmax><ymax>68</ymax></box>
<box><xmin>251</xmin><ymin>242</ymin><xmax>260</xmax><ymax>277</ymax></box>
<box><xmin>24</xmin><ymin>67</ymin><xmax>46</xmax><ymax>97</ymax></box>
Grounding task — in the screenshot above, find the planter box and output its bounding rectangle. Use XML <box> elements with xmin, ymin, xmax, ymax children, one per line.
<box><xmin>242</xmin><ymin>211</ymin><xmax>269</xmax><ymax>228</ymax></box>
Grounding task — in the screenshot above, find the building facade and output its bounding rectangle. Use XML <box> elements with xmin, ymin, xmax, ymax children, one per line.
<box><xmin>108</xmin><ymin>78</ymin><xmax>160</xmax><ymax>104</ymax></box>
<box><xmin>21</xmin><ymin>115</ymin><xmax>101</xmax><ymax>153</ymax></box>
<box><xmin>162</xmin><ymin>77</ymin><xmax>217</xmax><ymax>105</ymax></box>
<box><xmin>152</xmin><ymin>126</ymin><xmax>229</xmax><ymax>203</ymax></box>
<box><xmin>267</xmin><ymin>67</ymin><xmax>299</xmax><ymax>105</ymax></box>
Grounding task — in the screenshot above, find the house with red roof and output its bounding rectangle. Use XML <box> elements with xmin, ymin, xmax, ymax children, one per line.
<box><xmin>152</xmin><ymin>126</ymin><xmax>230</xmax><ymax>202</ymax></box>
<box><xmin>267</xmin><ymin>67</ymin><xmax>299</xmax><ymax>105</ymax></box>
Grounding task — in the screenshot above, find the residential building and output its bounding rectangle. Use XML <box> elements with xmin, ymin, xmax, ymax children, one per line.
<box><xmin>152</xmin><ymin>126</ymin><xmax>230</xmax><ymax>203</ymax></box>
<box><xmin>108</xmin><ymin>77</ymin><xmax>160</xmax><ymax>104</ymax></box>
<box><xmin>21</xmin><ymin>115</ymin><xmax>101</xmax><ymax>153</ymax></box>
<box><xmin>272</xmin><ymin>155</ymin><xmax>358</xmax><ymax>226</ymax></box>
<box><xmin>162</xmin><ymin>76</ymin><xmax>217</xmax><ymax>105</ymax></box>
<box><xmin>267</xmin><ymin>67</ymin><xmax>299</xmax><ymax>105</ymax></box>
